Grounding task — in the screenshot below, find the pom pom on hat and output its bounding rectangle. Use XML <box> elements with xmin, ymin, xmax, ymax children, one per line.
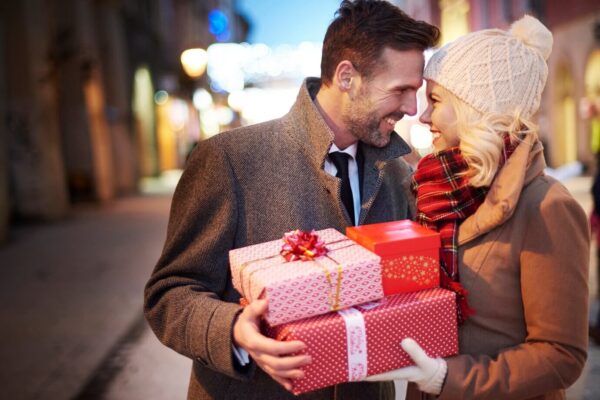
<box><xmin>510</xmin><ymin>15</ymin><xmax>553</xmax><ymax>60</ymax></box>
<box><xmin>424</xmin><ymin>15</ymin><xmax>553</xmax><ymax>118</ymax></box>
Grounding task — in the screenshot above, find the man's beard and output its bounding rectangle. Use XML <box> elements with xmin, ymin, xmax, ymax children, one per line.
<box><xmin>342</xmin><ymin>93</ymin><xmax>392</xmax><ymax>148</ymax></box>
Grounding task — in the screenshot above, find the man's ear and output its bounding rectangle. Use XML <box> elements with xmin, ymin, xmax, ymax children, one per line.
<box><xmin>334</xmin><ymin>60</ymin><xmax>357</xmax><ymax>92</ymax></box>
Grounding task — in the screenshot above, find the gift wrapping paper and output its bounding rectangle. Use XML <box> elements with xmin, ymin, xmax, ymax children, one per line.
<box><xmin>346</xmin><ymin>220</ymin><xmax>440</xmax><ymax>296</ymax></box>
<box><xmin>264</xmin><ymin>287</ymin><xmax>458</xmax><ymax>395</ymax></box>
<box><xmin>229</xmin><ymin>228</ymin><xmax>383</xmax><ymax>326</ymax></box>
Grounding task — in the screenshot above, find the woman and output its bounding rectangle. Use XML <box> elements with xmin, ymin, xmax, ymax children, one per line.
<box><xmin>367</xmin><ymin>15</ymin><xmax>589</xmax><ymax>399</ymax></box>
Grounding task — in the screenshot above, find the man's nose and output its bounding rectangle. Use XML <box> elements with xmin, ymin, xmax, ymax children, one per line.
<box><xmin>401</xmin><ymin>95</ymin><xmax>418</xmax><ymax>117</ymax></box>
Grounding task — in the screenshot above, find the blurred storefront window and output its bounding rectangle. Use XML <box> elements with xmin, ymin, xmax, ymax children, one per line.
<box><xmin>585</xmin><ymin>50</ymin><xmax>600</xmax><ymax>155</ymax></box>
<box><xmin>132</xmin><ymin>66</ymin><xmax>157</xmax><ymax>177</ymax></box>
<box><xmin>439</xmin><ymin>0</ymin><xmax>470</xmax><ymax>45</ymax></box>
<box><xmin>555</xmin><ymin>64</ymin><xmax>578</xmax><ymax>165</ymax></box>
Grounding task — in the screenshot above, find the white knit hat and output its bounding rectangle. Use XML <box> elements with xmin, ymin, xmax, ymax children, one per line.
<box><xmin>423</xmin><ymin>15</ymin><xmax>553</xmax><ymax>118</ymax></box>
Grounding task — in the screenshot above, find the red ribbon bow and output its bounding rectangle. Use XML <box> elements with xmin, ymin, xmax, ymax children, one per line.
<box><xmin>280</xmin><ymin>229</ymin><xmax>328</xmax><ymax>262</ymax></box>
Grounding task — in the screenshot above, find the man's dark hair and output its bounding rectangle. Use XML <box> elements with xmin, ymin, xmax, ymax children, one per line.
<box><xmin>321</xmin><ymin>0</ymin><xmax>439</xmax><ymax>85</ymax></box>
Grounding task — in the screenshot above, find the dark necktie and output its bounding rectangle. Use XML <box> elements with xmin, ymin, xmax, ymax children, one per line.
<box><xmin>329</xmin><ymin>151</ymin><xmax>355</xmax><ymax>225</ymax></box>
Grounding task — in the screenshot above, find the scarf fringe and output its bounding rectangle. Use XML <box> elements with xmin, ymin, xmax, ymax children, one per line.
<box><xmin>440</xmin><ymin>273</ymin><xmax>475</xmax><ymax>324</ymax></box>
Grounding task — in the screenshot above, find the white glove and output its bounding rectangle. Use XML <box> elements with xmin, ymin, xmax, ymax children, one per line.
<box><xmin>365</xmin><ymin>338</ymin><xmax>447</xmax><ymax>395</ymax></box>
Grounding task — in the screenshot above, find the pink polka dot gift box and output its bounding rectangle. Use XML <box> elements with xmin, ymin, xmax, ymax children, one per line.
<box><xmin>346</xmin><ymin>220</ymin><xmax>440</xmax><ymax>296</ymax></box>
<box><xmin>264</xmin><ymin>288</ymin><xmax>458</xmax><ymax>395</ymax></box>
<box><xmin>229</xmin><ymin>228</ymin><xmax>384</xmax><ymax>326</ymax></box>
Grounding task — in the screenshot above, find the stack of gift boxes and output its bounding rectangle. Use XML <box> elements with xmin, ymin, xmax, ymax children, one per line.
<box><xmin>229</xmin><ymin>220</ymin><xmax>458</xmax><ymax>395</ymax></box>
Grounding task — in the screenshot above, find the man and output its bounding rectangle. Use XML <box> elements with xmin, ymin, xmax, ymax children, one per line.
<box><xmin>144</xmin><ymin>1</ymin><xmax>439</xmax><ymax>399</ymax></box>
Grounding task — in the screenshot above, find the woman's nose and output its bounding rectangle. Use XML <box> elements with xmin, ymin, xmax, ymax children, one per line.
<box><xmin>419</xmin><ymin>106</ymin><xmax>432</xmax><ymax>125</ymax></box>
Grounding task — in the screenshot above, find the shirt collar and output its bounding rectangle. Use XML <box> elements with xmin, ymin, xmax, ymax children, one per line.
<box><xmin>329</xmin><ymin>142</ymin><xmax>358</xmax><ymax>159</ymax></box>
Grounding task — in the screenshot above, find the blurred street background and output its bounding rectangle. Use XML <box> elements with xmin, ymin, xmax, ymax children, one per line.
<box><xmin>2</xmin><ymin>0</ymin><xmax>600</xmax><ymax>399</ymax></box>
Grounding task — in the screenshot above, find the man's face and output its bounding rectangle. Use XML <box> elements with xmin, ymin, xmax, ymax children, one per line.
<box><xmin>342</xmin><ymin>48</ymin><xmax>424</xmax><ymax>148</ymax></box>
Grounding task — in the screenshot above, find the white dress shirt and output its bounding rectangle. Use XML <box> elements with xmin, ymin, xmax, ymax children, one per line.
<box><xmin>324</xmin><ymin>142</ymin><xmax>361</xmax><ymax>226</ymax></box>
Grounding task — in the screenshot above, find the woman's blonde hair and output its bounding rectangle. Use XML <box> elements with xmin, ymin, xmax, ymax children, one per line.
<box><xmin>436</xmin><ymin>85</ymin><xmax>538</xmax><ymax>187</ymax></box>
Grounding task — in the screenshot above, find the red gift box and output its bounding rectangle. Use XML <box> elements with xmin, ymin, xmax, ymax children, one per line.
<box><xmin>346</xmin><ymin>220</ymin><xmax>440</xmax><ymax>296</ymax></box>
<box><xmin>264</xmin><ymin>288</ymin><xmax>458</xmax><ymax>395</ymax></box>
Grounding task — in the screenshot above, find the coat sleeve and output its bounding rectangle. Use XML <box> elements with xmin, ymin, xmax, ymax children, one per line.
<box><xmin>143</xmin><ymin>138</ymin><xmax>253</xmax><ymax>380</ymax></box>
<box><xmin>440</xmin><ymin>181</ymin><xmax>589</xmax><ymax>399</ymax></box>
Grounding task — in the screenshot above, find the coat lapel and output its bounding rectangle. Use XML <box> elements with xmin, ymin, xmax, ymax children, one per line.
<box><xmin>458</xmin><ymin>134</ymin><xmax>546</xmax><ymax>245</ymax></box>
<box><xmin>359</xmin><ymin>136</ymin><xmax>411</xmax><ymax>224</ymax></box>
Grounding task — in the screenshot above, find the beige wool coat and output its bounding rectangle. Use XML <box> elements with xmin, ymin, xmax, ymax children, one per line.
<box><xmin>144</xmin><ymin>78</ymin><xmax>415</xmax><ymax>400</ymax></box>
<box><xmin>408</xmin><ymin>134</ymin><xmax>590</xmax><ymax>400</ymax></box>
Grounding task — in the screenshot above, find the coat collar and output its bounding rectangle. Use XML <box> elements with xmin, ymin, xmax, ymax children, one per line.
<box><xmin>458</xmin><ymin>133</ymin><xmax>546</xmax><ymax>245</ymax></box>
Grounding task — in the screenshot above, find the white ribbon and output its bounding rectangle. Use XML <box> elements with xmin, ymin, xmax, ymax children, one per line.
<box><xmin>338</xmin><ymin>307</ymin><xmax>368</xmax><ymax>381</ymax></box>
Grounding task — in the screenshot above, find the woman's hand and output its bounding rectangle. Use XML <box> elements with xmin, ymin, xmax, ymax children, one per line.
<box><xmin>365</xmin><ymin>338</ymin><xmax>447</xmax><ymax>395</ymax></box>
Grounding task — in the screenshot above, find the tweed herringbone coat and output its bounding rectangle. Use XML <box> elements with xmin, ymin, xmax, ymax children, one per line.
<box><xmin>144</xmin><ymin>78</ymin><xmax>415</xmax><ymax>400</ymax></box>
<box><xmin>407</xmin><ymin>134</ymin><xmax>589</xmax><ymax>400</ymax></box>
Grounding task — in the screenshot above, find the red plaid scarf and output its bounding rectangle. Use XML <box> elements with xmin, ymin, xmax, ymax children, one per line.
<box><xmin>411</xmin><ymin>136</ymin><xmax>517</xmax><ymax>323</ymax></box>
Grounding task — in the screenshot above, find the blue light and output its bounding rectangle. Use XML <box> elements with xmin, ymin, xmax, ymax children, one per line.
<box><xmin>208</xmin><ymin>10</ymin><xmax>228</xmax><ymax>36</ymax></box>
<box><xmin>210</xmin><ymin>80</ymin><xmax>226</xmax><ymax>94</ymax></box>
<box><xmin>216</xmin><ymin>30</ymin><xmax>231</xmax><ymax>42</ymax></box>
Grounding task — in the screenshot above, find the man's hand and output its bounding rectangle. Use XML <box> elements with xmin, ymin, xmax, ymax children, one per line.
<box><xmin>365</xmin><ymin>338</ymin><xmax>447</xmax><ymax>395</ymax></box>
<box><xmin>233</xmin><ymin>299</ymin><xmax>312</xmax><ymax>391</ymax></box>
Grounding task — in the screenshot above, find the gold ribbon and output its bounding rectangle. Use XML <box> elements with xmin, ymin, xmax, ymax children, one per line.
<box><xmin>321</xmin><ymin>254</ymin><xmax>345</xmax><ymax>311</ymax></box>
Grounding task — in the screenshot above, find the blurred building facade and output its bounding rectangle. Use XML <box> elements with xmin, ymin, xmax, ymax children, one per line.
<box><xmin>2</xmin><ymin>0</ymin><xmax>600</xmax><ymax>244</ymax></box>
<box><xmin>0</xmin><ymin>0</ymin><xmax>247</xmax><ymax>242</ymax></box>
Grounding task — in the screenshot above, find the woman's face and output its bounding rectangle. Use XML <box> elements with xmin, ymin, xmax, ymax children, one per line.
<box><xmin>420</xmin><ymin>81</ymin><xmax>460</xmax><ymax>151</ymax></box>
